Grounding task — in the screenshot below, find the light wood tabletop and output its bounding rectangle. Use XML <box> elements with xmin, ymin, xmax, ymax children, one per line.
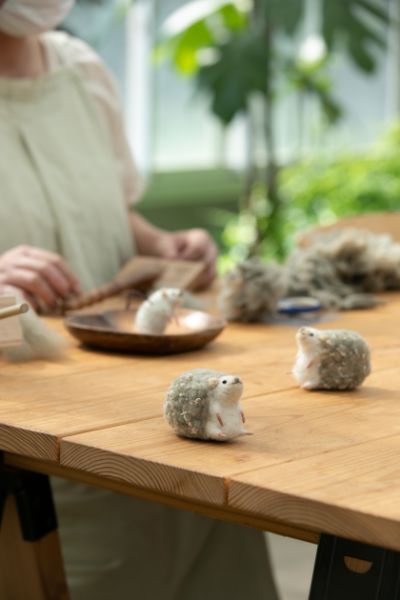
<box><xmin>2</xmin><ymin>293</ymin><xmax>400</xmax><ymax>556</ymax></box>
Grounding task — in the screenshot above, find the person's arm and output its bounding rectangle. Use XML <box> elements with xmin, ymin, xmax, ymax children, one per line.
<box><xmin>129</xmin><ymin>212</ymin><xmax>218</xmax><ymax>289</ymax></box>
<box><xmin>59</xmin><ymin>37</ymin><xmax>218</xmax><ymax>289</ymax></box>
<box><xmin>0</xmin><ymin>245</ymin><xmax>81</xmax><ymax>311</ymax></box>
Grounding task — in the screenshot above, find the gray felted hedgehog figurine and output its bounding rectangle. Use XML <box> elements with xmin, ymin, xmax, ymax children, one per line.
<box><xmin>218</xmin><ymin>258</ymin><xmax>287</xmax><ymax>322</ymax></box>
<box><xmin>164</xmin><ymin>368</ymin><xmax>249</xmax><ymax>441</ymax></box>
<box><xmin>292</xmin><ymin>327</ymin><xmax>371</xmax><ymax>390</ymax></box>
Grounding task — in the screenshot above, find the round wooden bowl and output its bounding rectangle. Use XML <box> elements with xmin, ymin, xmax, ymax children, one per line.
<box><xmin>64</xmin><ymin>308</ymin><xmax>225</xmax><ymax>355</ymax></box>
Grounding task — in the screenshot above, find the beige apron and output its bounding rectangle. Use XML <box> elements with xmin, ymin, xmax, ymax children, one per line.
<box><xmin>0</xmin><ymin>66</ymin><xmax>279</xmax><ymax>600</ymax></box>
<box><xmin>0</xmin><ymin>67</ymin><xmax>134</xmax><ymax>291</ymax></box>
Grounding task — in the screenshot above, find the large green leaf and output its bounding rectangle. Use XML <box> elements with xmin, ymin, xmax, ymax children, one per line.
<box><xmin>161</xmin><ymin>0</ymin><xmax>237</xmax><ymax>36</ymax></box>
<box><xmin>157</xmin><ymin>2</ymin><xmax>248</xmax><ymax>75</ymax></box>
<box><xmin>322</xmin><ymin>0</ymin><xmax>389</xmax><ymax>73</ymax></box>
<box><xmin>220</xmin><ymin>4</ymin><xmax>248</xmax><ymax>30</ymax></box>
<box><xmin>258</xmin><ymin>0</ymin><xmax>305</xmax><ymax>34</ymax></box>
<box><xmin>196</xmin><ymin>31</ymin><xmax>270</xmax><ymax>123</ymax></box>
<box><xmin>288</xmin><ymin>61</ymin><xmax>342</xmax><ymax>123</ymax></box>
<box><xmin>353</xmin><ymin>0</ymin><xmax>391</xmax><ymax>25</ymax></box>
<box><xmin>172</xmin><ymin>21</ymin><xmax>215</xmax><ymax>74</ymax></box>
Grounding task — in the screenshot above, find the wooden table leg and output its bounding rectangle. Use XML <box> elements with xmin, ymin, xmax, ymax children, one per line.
<box><xmin>0</xmin><ymin>464</ymin><xmax>69</xmax><ymax>600</ymax></box>
<box><xmin>309</xmin><ymin>534</ymin><xmax>400</xmax><ymax>599</ymax></box>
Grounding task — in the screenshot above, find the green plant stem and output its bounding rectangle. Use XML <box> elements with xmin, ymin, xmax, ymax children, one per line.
<box><xmin>240</xmin><ymin>98</ymin><xmax>258</xmax><ymax>215</ymax></box>
<box><xmin>249</xmin><ymin>13</ymin><xmax>284</xmax><ymax>258</ymax></box>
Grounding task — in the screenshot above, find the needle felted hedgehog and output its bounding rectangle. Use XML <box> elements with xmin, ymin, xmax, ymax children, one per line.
<box><xmin>164</xmin><ymin>368</ymin><xmax>249</xmax><ymax>441</ymax></box>
<box><xmin>134</xmin><ymin>288</ymin><xmax>184</xmax><ymax>335</ymax></box>
<box><xmin>292</xmin><ymin>326</ymin><xmax>371</xmax><ymax>390</ymax></box>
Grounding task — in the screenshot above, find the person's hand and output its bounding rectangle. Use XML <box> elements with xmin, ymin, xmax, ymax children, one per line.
<box><xmin>0</xmin><ymin>246</ymin><xmax>81</xmax><ymax>311</ymax></box>
<box><xmin>155</xmin><ymin>228</ymin><xmax>218</xmax><ymax>289</ymax></box>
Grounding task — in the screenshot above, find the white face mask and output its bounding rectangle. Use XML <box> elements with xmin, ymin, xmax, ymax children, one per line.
<box><xmin>0</xmin><ymin>0</ymin><xmax>75</xmax><ymax>37</ymax></box>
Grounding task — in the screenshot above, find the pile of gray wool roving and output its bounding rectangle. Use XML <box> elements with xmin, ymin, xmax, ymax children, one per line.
<box><xmin>218</xmin><ymin>228</ymin><xmax>400</xmax><ymax>322</ymax></box>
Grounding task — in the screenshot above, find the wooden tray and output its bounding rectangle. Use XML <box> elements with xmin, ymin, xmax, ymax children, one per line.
<box><xmin>64</xmin><ymin>308</ymin><xmax>225</xmax><ymax>355</ymax></box>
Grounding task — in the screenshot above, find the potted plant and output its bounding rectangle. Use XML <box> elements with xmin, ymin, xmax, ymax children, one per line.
<box><xmin>157</xmin><ymin>0</ymin><xmax>391</xmax><ymax>260</ymax></box>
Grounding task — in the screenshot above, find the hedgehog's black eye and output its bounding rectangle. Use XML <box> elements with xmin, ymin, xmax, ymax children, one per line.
<box><xmin>308</xmin><ymin>332</ymin><xmax>314</xmax><ymax>337</ymax></box>
<box><xmin>221</xmin><ymin>379</ymin><xmax>228</xmax><ymax>384</ymax></box>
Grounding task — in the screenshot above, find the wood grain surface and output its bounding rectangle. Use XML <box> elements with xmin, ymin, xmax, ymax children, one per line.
<box><xmin>298</xmin><ymin>210</ymin><xmax>400</xmax><ymax>246</ymax></box>
<box><xmin>2</xmin><ymin>292</ymin><xmax>400</xmax><ymax>549</ymax></box>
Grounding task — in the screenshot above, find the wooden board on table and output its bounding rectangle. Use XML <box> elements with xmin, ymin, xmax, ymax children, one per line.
<box><xmin>229</xmin><ymin>434</ymin><xmax>400</xmax><ymax>553</ymax></box>
<box><xmin>0</xmin><ymin>361</ymin><xmax>172</xmax><ymax>461</ymax></box>
<box><xmin>115</xmin><ymin>256</ymin><xmax>205</xmax><ymax>291</ymax></box>
<box><xmin>297</xmin><ymin>211</ymin><xmax>400</xmax><ymax>247</ymax></box>
<box><xmin>0</xmin><ymin>319</ymin><xmax>289</xmax><ymax>462</ymax></box>
<box><xmin>0</xmin><ymin>296</ymin><xmax>23</xmax><ymax>348</ymax></box>
<box><xmin>1</xmin><ymin>295</ymin><xmax>400</xmax><ymax>463</ymax></box>
<box><xmin>2</xmin><ymin>292</ymin><xmax>400</xmax><ymax>549</ymax></box>
<box><xmin>60</xmin><ymin>364</ymin><xmax>400</xmax><ymax>548</ymax></box>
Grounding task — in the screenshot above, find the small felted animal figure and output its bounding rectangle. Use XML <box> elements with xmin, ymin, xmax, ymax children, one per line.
<box><xmin>286</xmin><ymin>228</ymin><xmax>400</xmax><ymax>309</ymax></box>
<box><xmin>164</xmin><ymin>368</ymin><xmax>249</xmax><ymax>441</ymax></box>
<box><xmin>134</xmin><ymin>288</ymin><xmax>184</xmax><ymax>334</ymax></box>
<box><xmin>0</xmin><ymin>297</ymin><xmax>66</xmax><ymax>362</ymax></box>
<box><xmin>293</xmin><ymin>326</ymin><xmax>371</xmax><ymax>390</ymax></box>
<box><xmin>218</xmin><ymin>258</ymin><xmax>287</xmax><ymax>322</ymax></box>
<box><xmin>218</xmin><ymin>228</ymin><xmax>400</xmax><ymax>321</ymax></box>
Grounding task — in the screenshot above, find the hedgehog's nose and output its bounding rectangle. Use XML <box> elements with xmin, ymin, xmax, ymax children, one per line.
<box><xmin>233</xmin><ymin>376</ymin><xmax>241</xmax><ymax>384</ymax></box>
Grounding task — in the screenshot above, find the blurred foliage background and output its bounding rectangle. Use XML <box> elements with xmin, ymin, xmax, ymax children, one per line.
<box><xmin>65</xmin><ymin>0</ymin><xmax>400</xmax><ymax>271</ymax></box>
<box><xmin>157</xmin><ymin>0</ymin><xmax>394</xmax><ymax>267</ymax></box>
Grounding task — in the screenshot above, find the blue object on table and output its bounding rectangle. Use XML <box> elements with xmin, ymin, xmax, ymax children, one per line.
<box><xmin>277</xmin><ymin>296</ymin><xmax>322</xmax><ymax>315</ymax></box>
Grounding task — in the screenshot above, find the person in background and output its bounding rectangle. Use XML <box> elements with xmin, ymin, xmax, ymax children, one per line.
<box><xmin>0</xmin><ymin>0</ymin><xmax>217</xmax><ymax>304</ymax></box>
<box><xmin>0</xmin><ymin>1</ymin><xmax>280</xmax><ymax>599</ymax></box>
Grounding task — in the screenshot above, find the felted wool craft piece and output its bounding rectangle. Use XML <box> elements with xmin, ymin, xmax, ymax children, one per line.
<box><xmin>2</xmin><ymin>308</ymin><xmax>67</xmax><ymax>362</ymax></box>
<box><xmin>134</xmin><ymin>288</ymin><xmax>184</xmax><ymax>334</ymax></box>
<box><xmin>218</xmin><ymin>258</ymin><xmax>287</xmax><ymax>322</ymax></box>
<box><xmin>292</xmin><ymin>326</ymin><xmax>371</xmax><ymax>390</ymax></box>
<box><xmin>164</xmin><ymin>368</ymin><xmax>249</xmax><ymax>441</ymax></box>
<box><xmin>286</xmin><ymin>228</ymin><xmax>400</xmax><ymax>309</ymax></box>
<box><xmin>219</xmin><ymin>228</ymin><xmax>400</xmax><ymax>321</ymax></box>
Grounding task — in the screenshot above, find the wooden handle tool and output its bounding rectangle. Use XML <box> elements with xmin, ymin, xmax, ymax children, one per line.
<box><xmin>61</xmin><ymin>265</ymin><xmax>164</xmax><ymax>312</ymax></box>
<box><xmin>0</xmin><ymin>302</ymin><xmax>29</xmax><ymax>320</ymax></box>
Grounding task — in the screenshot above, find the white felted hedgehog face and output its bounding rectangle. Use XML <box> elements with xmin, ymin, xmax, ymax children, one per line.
<box><xmin>296</xmin><ymin>327</ymin><xmax>320</xmax><ymax>351</ymax></box>
<box><xmin>162</xmin><ymin>288</ymin><xmax>183</xmax><ymax>304</ymax></box>
<box><xmin>208</xmin><ymin>374</ymin><xmax>243</xmax><ymax>404</ymax></box>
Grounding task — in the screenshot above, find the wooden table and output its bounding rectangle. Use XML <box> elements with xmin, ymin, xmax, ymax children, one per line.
<box><xmin>2</xmin><ymin>295</ymin><xmax>400</xmax><ymax>599</ymax></box>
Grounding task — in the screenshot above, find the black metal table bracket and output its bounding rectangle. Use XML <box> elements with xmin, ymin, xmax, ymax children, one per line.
<box><xmin>0</xmin><ymin>458</ymin><xmax>57</xmax><ymax>541</ymax></box>
<box><xmin>309</xmin><ymin>533</ymin><xmax>400</xmax><ymax>599</ymax></box>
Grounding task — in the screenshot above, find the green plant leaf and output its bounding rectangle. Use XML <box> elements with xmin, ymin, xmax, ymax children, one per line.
<box><xmin>220</xmin><ymin>4</ymin><xmax>248</xmax><ymax>30</ymax></box>
<box><xmin>155</xmin><ymin>18</ymin><xmax>216</xmax><ymax>75</ymax></box>
<box><xmin>161</xmin><ymin>0</ymin><xmax>236</xmax><ymax>36</ymax></box>
<box><xmin>157</xmin><ymin>3</ymin><xmax>249</xmax><ymax>75</ymax></box>
<box><xmin>258</xmin><ymin>0</ymin><xmax>305</xmax><ymax>35</ymax></box>
<box><xmin>280</xmin><ymin>121</ymin><xmax>400</xmax><ymax>246</ymax></box>
<box><xmin>173</xmin><ymin>21</ymin><xmax>215</xmax><ymax>74</ymax></box>
<box><xmin>322</xmin><ymin>0</ymin><xmax>389</xmax><ymax>73</ymax></box>
<box><xmin>348</xmin><ymin>36</ymin><xmax>375</xmax><ymax>72</ymax></box>
<box><xmin>354</xmin><ymin>0</ymin><xmax>391</xmax><ymax>26</ymax></box>
<box><xmin>196</xmin><ymin>31</ymin><xmax>270</xmax><ymax>123</ymax></box>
